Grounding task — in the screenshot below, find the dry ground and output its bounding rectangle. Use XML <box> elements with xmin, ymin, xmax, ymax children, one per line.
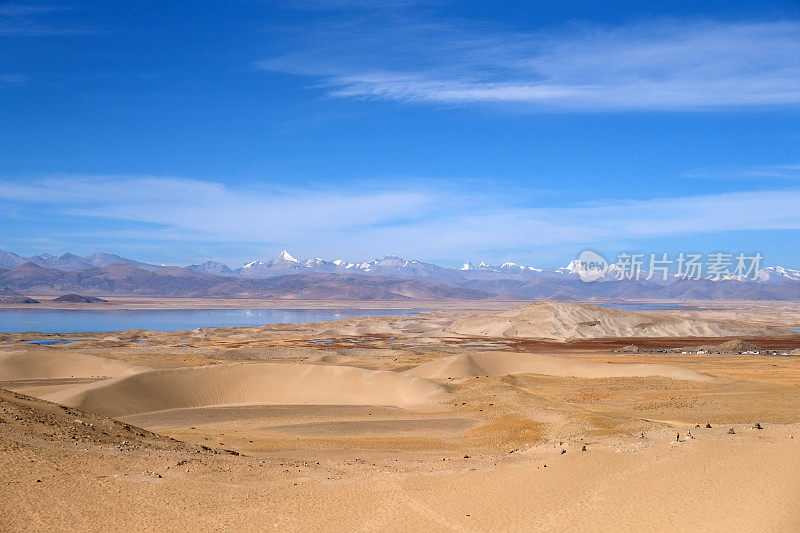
<box><xmin>1</xmin><ymin>301</ymin><xmax>800</xmax><ymax>531</ymax></box>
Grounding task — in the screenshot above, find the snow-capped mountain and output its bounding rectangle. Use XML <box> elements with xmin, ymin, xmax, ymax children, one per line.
<box><xmin>277</xmin><ymin>250</ymin><xmax>298</xmax><ymax>263</ymax></box>
<box><xmin>4</xmin><ymin>248</ymin><xmax>800</xmax><ymax>289</ymax></box>
<box><xmin>555</xmin><ymin>260</ymin><xmax>581</xmax><ymax>276</ymax></box>
<box><xmin>4</xmin><ymin>247</ymin><xmax>800</xmax><ymax>302</ymax></box>
<box><xmin>227</xmin><ymin>252</ymin><xmax>800</xmax><ymax>283</ymax></box>
<box><xmin>187</xmin><ymin>261</ymin><xmax>233</xmax><ymax>275</ymax></box>
<box><xmin>500</xmin><ymin>261</ymin><xmax>543</xmax><ymax>273</ymax></box>
<box><xmin>220</xmin><ymin>251</ymin><xmax>581</xmax><ymax>280</ymax></box>
<box><xmin>237</xmin><ymin>250</ymin><xmax>341</xmax><ymax>277</ymax></box>
<box><xmin>233</xmin><ymin>253</ymin><xmax>472</xmax><ymax>279</ymax></box>
<box><xmin>753</xmin><ymin>266</ymin><xmax>800</xmax><ymax>282</ymax></box>
<box><xmin>241</xmin><ymin>259</ymin><xmax>264</xmax><ymax>269</ymax></box>
<box><xmin>457</xmin><ymin>260</ymin><xmax>545</xmax><ymax>274</ymax></box>
<box><xmin>351</xmin><ymin>257</ymin><xmax>452</xmax><ymax>278</ymax></box>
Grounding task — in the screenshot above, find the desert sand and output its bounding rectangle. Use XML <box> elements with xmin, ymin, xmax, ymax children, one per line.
<box><xmin>440</xmin><ymin>301</ymin><xmax>789</xmax><ymax>339</ymax></box>
<box><xmin>46</xmin><ymin>362</ymin><xmax>452</xmax><ymax>416</ymax></box>
<box><xmin>2</xmin><ymin>301</ymin><xmax>800</xmax><ymax>531</ymax></box>
<box><xmin>404</xmin><ymin>350</ymin><xmax>713</xmax><ymax>381</ymax></box>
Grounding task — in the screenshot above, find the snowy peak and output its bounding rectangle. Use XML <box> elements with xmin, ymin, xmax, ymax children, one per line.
<box><xmin>556</xmin><ymin>260</ymin><xmax>580</xmax><ymax>274</ymax></box>
<box><xmin>276</xmin><ymin>250</ymin><xmax>299</xmax><ymax>263</ymax></box>
<box><xmin>354</xmin><ymin>261</ymin><xmax>374</xmax><ymax>272</ymax></box>
<box><xmin>500</xmin><ymin>261</ymin><xmax>535</xmax><ymax>272</ymax></box>
<box><xmin>4</xmin><ymin>248</ymin><xmax>800</xmax><ymax>292</ymax></box>
<box><xmin>460</xmin><ymin>260</ymin><xmax>545</xmax><ymax>274</ymax></box>
<box><xmin>755</xmin><ymin>266</ymin><xmax>800</xmax><ymax>282</ymax></box>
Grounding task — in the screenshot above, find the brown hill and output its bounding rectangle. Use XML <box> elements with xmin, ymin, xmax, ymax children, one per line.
<box><xmin>689</xmin><ymin>339</ymin><xmax>764</xmax><ymax>353</ymax></box>
<box><xmin>52</xmin><ymin>294</ymin><xmax>107</xmax><ymax>303</ymax></box>
<box><xmin>0</xmin><ymin>287</ymin><xmax>39</xmax><ymax>304</ymax></box>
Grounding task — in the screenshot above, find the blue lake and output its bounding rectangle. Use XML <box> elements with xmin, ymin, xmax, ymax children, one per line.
<box><xmin>0</xmin><ymin>308</ymin><xmax>426</xmax><ymax>334</ymax></box>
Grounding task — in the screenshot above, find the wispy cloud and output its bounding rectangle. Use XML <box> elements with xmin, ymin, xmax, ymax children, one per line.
<box><xmin>259</xmin><ymin>18</ymin><xmax>800</xmax><ymax>110</ymax></box>
<box><xmin>0</xmin><ymin>4</ymin><xmax>62</xmax><ymax>16</ymax></box>
<box><xmin>0</xmin><ymin>3</ymin><xmax>89</xmax><ymax>37</ymax></box>
<box><xmin>682</xmin><ymin>164</ymin><xmax>800</xmax><ymax>180</ymax></box>
<box><xmin>0</xmin><ymin>175</ymin><xmax>433</xmax><ymax>237</ymax></box>
<box><xmin>286</xmin><ymin>0</ymin><xmax>439</xmax><ymax>10</ymax></box>
<box><xmin>0</xmin><ymin>74</ymin><xmax>28</xmax><ymax>85</ymax></box>
<box><xmin>1</xmin><ymin>175</ymin><xmax>799</xmax><ymax>264</ymax></box>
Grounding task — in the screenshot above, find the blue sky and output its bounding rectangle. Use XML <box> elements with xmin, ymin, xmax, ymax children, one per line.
<box><xmin>1</xmin><ymin>0</ymin><xmax>800</xmax><ymax>268</ymax></box>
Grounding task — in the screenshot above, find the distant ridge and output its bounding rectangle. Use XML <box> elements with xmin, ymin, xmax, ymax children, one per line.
<box><xmin>2</xmin><ymin>248</ymin><xmax>800</xmax><ymax>300</ymax></box>
<box><xmin>0</xmin><ymin>249</ymin><xmax>157</xmax><ymax>271</ymax></box>
<box><xmin>0</xmin><ymin>263</ymin><xmax>494</xmax><ymax>300</ymax></box>
<box><xmin>187</xmin><ymin>261</ymin><xmax>234</xmax><ymax>275</ymax></box>
<box><xmin>6</xmin><ymin>248</ymin><xmax>800</xmax><ymax>283</ymax></box>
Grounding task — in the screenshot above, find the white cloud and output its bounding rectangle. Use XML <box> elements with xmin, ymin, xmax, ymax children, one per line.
<box><xmin>259</xmin><ymin>19</ymin><xmax>800</xmax><ymax>110</ymax></box>
<box><xmin>0</xmin><ymin>175</ymin><xmax>432</xmax><ymax>239</ymax></box>
<box><xmin>682</xmin><ymin>164</ymin><xmax>800</xmax><ymax>180</ymax></box>
<box><xmin>2</xmin><ymin>175</ymin><xmax>799</xmax><ymax>263</ymax></box>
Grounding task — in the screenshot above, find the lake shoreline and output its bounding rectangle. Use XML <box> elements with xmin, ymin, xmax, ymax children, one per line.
<box><xmin>0</xmin><ymin>307</ymin><xmax>432</xmax><ymax>334</ymax></box>
<box><xmin>0</xmin><ymin>296</ymin><xmax>528</xmax><ymax>311</ymax></box>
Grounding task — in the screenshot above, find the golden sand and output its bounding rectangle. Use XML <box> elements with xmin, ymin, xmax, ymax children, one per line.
<box><xmin>2</xmin><ymin>301</ymin><xmax>799</xmax><ymax>531</ymax></box>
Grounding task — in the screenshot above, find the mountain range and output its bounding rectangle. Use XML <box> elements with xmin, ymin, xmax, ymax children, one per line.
<box><xmin>185</xmin><ymin>249</ymin><xmax>560</xmax><ymax>279</ymax></box>
<box><xmin>2</xmin><ymin>249</ymin><xmax>800</xmax><ymax>300</ymax></box>
<box><xmin>0</xmin><ymin>250</ymin><xmax>158</xmax><ymax>272</ymax></box>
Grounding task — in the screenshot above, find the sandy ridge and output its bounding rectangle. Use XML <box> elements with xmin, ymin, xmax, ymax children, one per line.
<box><xmin>45</xmin><ymin>362</ymin><xmax>453</xmax><ymax>417</ymax></box>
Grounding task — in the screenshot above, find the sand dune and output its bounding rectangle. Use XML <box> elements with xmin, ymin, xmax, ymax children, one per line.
<box><xmin>309</xmin><ymin>302</ymin><xmax>787</xmax><ymax>342</ymax></box>
<box><xmin>3</xmin><ymin>300</ymin><xmax>800</xmax><ymax>531</ymax></box>
<box><xmin>405</xmin><ymin>351</ymin><xmax>712</xmax><ymax>381</ymax></box>
<box><xmin>4</xmin><ymin>385</ymin><xmax>800</xmax><ymax>531</ymax></box>
<box><xmin>441</xmin><ymin>301</ymin><xmax>784</xmax><ymax>340</ymax></box>
<box><xmin>46</xmin><ymin>362</ymin><xmax>452</xmax><ymax>417</ymax></box>
<box><xmin>0</xmin><ymin>350</ymin><xmax>145</xmax><ymax>381</ymax></box>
